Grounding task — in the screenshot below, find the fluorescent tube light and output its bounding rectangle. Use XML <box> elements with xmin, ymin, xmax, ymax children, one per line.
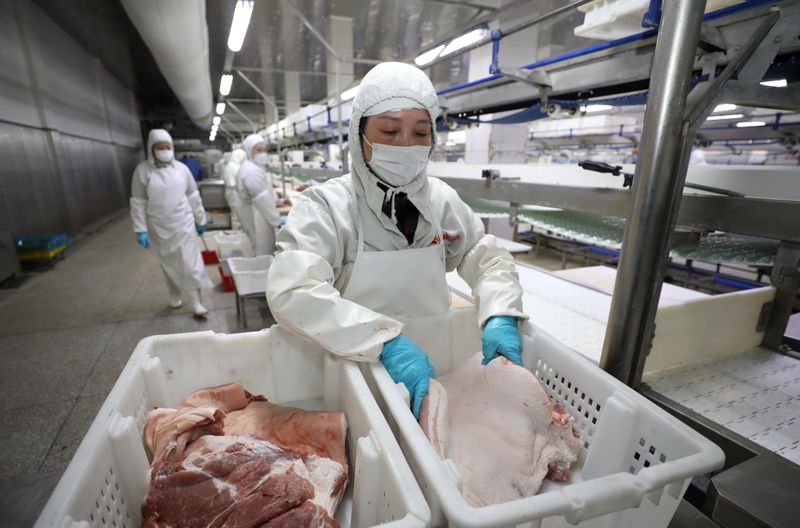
<box><xmin>713</xmin><ymin>104</ymin><xmax>737</xmax><ymax>112</ymax></box>
<box><xmin>227</xmin><ymin>1</ymin><xmax>254</xmax><ymax>52</ymax></box>
<box><xmin>706</xmin><ymin>113</ymin><xmax>744</xmax><ymax>121</ymax></box>
<box><xmin>414</xmin><ymin>44</ymin><xmax>446</xmax><ymax>66</ymax></box>
<box><xmin>216</xmin><ymin>102</ymin><xmax>226</xmax><ymax>115</ymax></box>
<box><xmin>760</xmin><ymin>79</ymin><xmax>787</xmax><ymax>87</ymax></box>
<box><xmin>440</xmin><ymin>28</ymin><xmax>487</xmax><ymax>58</ymax></box>
<box><xmin>340</xmin><ymin>85</ymin><xmax>360</xmax><ymax>101</ymax></box>
<box><xmin>219</xmin><ymin>74</ymin><xmax>233</xmax><ymax>95</ymax></box>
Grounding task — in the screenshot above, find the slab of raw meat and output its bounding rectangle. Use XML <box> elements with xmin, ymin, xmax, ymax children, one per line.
<box><xmin>141</xmin><ymin>383</ymin><xmax>348</xmax><ymax>526</ymax></box>
<box><xmin>142</xmin><ymin>435</ymin><xmax>337</xmax><ymax>527</ymax></box>
<box><xmin>225</xmin><ymin>401</ymin><xmax>347</xmax><ymax>468</ymax></box>
<box><xmin>178</xmin><ymin>381</ymin><xmax>265</xmax><ymax>412</ymax></box>
<box><xmin>420</xmin><ymin>353</ymin><xmax>581</xmax><ymax>507</ymax></box>
<box><xmin>144</xmin><ymin>406</ymin><xmax>224</xmax><ymax>463</ymax></box>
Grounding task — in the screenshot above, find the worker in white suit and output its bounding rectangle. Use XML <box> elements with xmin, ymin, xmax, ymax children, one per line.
<box><xmin>130</xmin><ymin>129</ymin><xmax>212</xmax><ymax>318</ymax></box>
<box><xmin>222</xmin><ymin>148</ymin><xmax>247</xmax><ymax>228</ymax></box>
<box><xmin>237</xmin><ymin>134</ymin><xmax>281</xmax><ymax>255</ymax></box>
<box><xmin>267</xmin><ymin>62</ymin><xmax>527</xmax><ymax>418</ymax></box>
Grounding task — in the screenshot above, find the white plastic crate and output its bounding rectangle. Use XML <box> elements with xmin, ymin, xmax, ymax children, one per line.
<box><xmin>362</xmin><ymin>307</ymin><xmax>725</xmax><ymax>527</ymax></box>
<box><xmin>229</xmin><ymin>255</ymin><xmax>274</xmax><ymax>296</ymax></box>
<box><xmin>36</xmin><ymin>327</ymin><xmax>430</xmax><ymax>528</ymax></box>
<box><xmin>214</xmin><ymin>232</ymin><xmax>253</xmax><ymax>259</ymax></box>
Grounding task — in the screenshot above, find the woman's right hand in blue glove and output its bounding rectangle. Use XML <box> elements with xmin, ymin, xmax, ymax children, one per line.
<box><xmin>136</xmin><ymin>232</ymin><xmax>149</xmax><ymax>249</ymax></box>
<box><xmin>380</xmin><ymin>334</ymin><xmax>436</xmax><ymax>420</ymax></box>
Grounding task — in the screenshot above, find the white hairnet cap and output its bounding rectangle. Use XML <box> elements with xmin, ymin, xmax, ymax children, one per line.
<box><xmin>352</xmin><ymin>62</ymin><xmax>440</xmax><ymax>122</ymax></box>
<box><xmin>243</xmin><ymin>134</ymin><xmax>266</xmax><ymax>160</ymax></box>
<box><xmin>147</xmin><ymin>129</ymin><xmax>173</xmax><ymax>163</ymax></box>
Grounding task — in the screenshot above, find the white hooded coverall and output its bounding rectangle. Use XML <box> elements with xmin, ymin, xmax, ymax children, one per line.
<box><xmin>266</xmin><ymin>62</ymin><xmax>526</xmax><ymax>362</ymax></box>
<box><xmin>237</xmin><ymin>134</ymin><xmax>281</xmax><ymax>255</ymax></box>
<box><xmin>130</xmin><ymin>129</ymin><xmax>212</xmax><ymax>293</ymax></box>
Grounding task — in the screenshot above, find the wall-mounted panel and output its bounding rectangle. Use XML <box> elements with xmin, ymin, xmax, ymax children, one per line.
<box><xmin>0</xmin><ymin>0</ymin><xmax>40</xmax><ymax>127</ymax></box>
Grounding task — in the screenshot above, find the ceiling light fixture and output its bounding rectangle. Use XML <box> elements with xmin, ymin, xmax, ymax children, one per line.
<box><xmin>414</xmin><ymin>44</ymin><xmax>446</xmax><ymax>66</ymax></box>
<box><xmin>219</xmin><ymin>74</ymin><xmax>233</xmax><ymax>96</ymax></box>
<box><xmin>713</xmin><ymin>103</ymin><xmax>737</xmax><ymax>112</ymax></box>
<box><xmin>440</xmin><ymin>28</ymin><xmax>487</xmax><ymax>58</ymax></box>
<box><xmin>212</xmin><ymin>116</ymin><xmax>221</xmax><ymax>126</ymax></box>
<box><xmin>736</xmin><ymin>121</ymin><xmax>766</xmax><ymax>128</ymax></box>
<box><xmin>216</xmin><ymin>102</ymin><xmax>226</xmax><ymax>115</ymax></box>
<box><xmin>705</xmin><ymin>113</ymin><xmax>744</xmax><ymax>121</ymax></box>
<box><xmin>582</xmin><ymin>104</ymin><xmax>613</xmax><ymax>113</ymax></box>
<box><xmin>340</xmin><ymin>85</ymin><xmax>360</xmax><ymax>101</ymax></box>
<box><xmin>227</xmin><ymin>0</ymin><xmax>254</xmax><ymax>52</ymax></box>
<box><xmin>760</xmin><ymin>78</ymin><xmax>787</xmax><ymax>88</ymax></box>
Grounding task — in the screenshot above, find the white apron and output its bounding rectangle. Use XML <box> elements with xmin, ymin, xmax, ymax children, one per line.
<box><xmin>341</xmin><ymin>182</ymin><xmax>450</xmax><ymax>318</ymax></box>
<box><xmin>144</xmin><ymin>167</ymin><xmax>212</xmax><ymax>291</ymax></box>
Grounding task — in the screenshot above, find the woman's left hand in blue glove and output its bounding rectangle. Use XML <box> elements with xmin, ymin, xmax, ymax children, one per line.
<box><xmin>196</xmin><ymin>223</ymin><xmax>206</xmax><ymax>235</ymax></box>
<box><xmin>482</xmin><ymin>315</ymin><xmax>522</xmax><ymax>366</ymax></box>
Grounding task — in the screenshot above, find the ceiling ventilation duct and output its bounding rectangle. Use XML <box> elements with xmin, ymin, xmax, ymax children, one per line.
<box><xmin>120</xmin><ymin>0</ymin><xmax>214</xmax><ymax>129</ymax></box>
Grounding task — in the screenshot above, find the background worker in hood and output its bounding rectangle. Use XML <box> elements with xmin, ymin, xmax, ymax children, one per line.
<box><xmin>267</xmin><ymin>62</ymin><xmax>526</xmax><ymax>418</ymax></box>
<box><xmin>130</xmin><ymin>129</ymin><xmax>212</xmax><ymax>318</ymax></box>
<box><xmin>237</xmin><ymin>134</ymin><xmax>281</xmax><ymax>255</ymax></box>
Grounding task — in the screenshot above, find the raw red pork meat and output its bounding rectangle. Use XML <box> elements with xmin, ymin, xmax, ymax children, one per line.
<box><xmin>420</xmin><ymin>353</ymin><xmax>580</xmax><ymax>507</ymax></box>
<box><xmin>141</xmin><ymin>382</ymin><xmax>347</xmax><ymax>527</ymax></box>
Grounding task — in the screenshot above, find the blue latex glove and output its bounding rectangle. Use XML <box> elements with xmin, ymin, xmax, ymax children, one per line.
<box><xmin>136</xmin><ymin>232</ymin><xmax>149</xmax><ymax>249</ymax></box>
<box><xmin>482</xmin><ymin>316</ymin><xmax>522</xmax><ymax>366</ymax></box>
<box><xmin>380</xmin><ymin>334</ymin><xmax>436</xmax><ymax>419</ymax></box>
<box><xmin>196</xmin><ymin>223</ymin><xmax>206</xmax><ymax>235</ymax></box>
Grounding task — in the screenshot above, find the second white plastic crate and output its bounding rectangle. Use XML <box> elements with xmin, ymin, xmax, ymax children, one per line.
<box><xmin>36</xmin><ymin>327</ymin><xmax>431</xmax><ymax>528</ymax></box>
<box><xmin>229</xmin><ymin>255</ymin><xmax>274</xmax><ymax>295</ymax></box>
<box><xmin>362</xmin><ymin>307</ymin><xmax>725</xmax><ymax>527</ymax></box>
<box><xmin>214</xmin><ymin>231</ymin><xmax>253</xmax><ymax>259</ymax></box>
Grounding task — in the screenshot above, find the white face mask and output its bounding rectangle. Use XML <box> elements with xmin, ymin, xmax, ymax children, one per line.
<box><xmin>154</xmin><ymin>148</ymin><xmax>174</xmax><ymax>163</ymax></box>
<box><xmin>253</xmin><ymin>152</ymin><xmax>268</xmax><ymax>166</ymax></box>
<box><xmin>363</xmin><ymin>137</ymin><xmax>430</xmax><ymax>187</ymax></box>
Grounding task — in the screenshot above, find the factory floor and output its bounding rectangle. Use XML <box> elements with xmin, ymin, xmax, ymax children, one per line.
<box><xmin>0</xmin><ymin>215</ymin><xmax>578</xmax><ymax>527</ymax></box>
<box><xmin>0</xmin><ymin>213</ymin><xmax>274</xmax><ymax>528</ymax></box>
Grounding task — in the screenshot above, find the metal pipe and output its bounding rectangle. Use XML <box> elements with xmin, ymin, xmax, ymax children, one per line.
<box><xmin>280</xmin><ymin>0</ymin><xmax>339</xmax><ymax>59</ymax></box>
<box><xmin>222</xmin><ymin>115</ymin><xmax>246</xmax><ymax>141</ymax></box>
<box><xmin>226</xmin><ymin>100</ymin><xmax>258</xmax><ymax>133</ymax></box>
<box><xmin>599</xmin><ymin>0</ymin><xmax>708</xmax><ymax>387</ymax></box>
<box><xmin>335</xmin><ymin>59</ymin><xmax>345</xmax><ymax>173</ymax></box>
<box><xmin>236</xmin><ymin>66</ymin><xmax>333</xmax><ymax>77</ymax></box>
<box><xmin>217</xmin><ymin>125</ymin><xmax>236</xmax><ymax>143</ymax></box>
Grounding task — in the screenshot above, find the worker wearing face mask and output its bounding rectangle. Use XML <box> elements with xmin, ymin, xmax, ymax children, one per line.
<box><xmin>237</xmin><ymin>134</ymin><xmax>281</xmax><ymax>255</ymax></box>
<box><xmin>130</xmin><ymin>129</ymin><xmax>212</xmax><ymax>318</ymax></box>
<box><xmin>267</xmin><ymin>62</ymin><xmax>527</xmax><ymax>418</ymax></box>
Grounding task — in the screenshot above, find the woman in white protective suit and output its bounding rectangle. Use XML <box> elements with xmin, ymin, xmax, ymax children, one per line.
<box><xmin>237</xmin><ymin>134</ymin><xmax>281</xmax><ymax>255</ymax></box>
<box><xmin>223</xmin><ymin>148</ymin><xmax>247</xmax><ymax>228</ymax></box>
<box><xmin>267</xmin><ymin>62</ymin><xmax>527</xmax><ymax>418</ymax></box>
<box><xmin>130</xmin><ymin>129</ymin><xmax>212</xmax><ymax>318</ymax></box>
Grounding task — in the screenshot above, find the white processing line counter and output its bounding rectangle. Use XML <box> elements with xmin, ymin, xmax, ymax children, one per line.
<box><xmin>446</xmin><ymin>264</ymin><xmax>800</xmax><ymax>466</ymax></box>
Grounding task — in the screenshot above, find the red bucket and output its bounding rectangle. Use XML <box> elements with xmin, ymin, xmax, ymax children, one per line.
<box><xmin>218</xmin><ymin>265</ymin><xmax>235</xmax><ymax>292</ymax></box>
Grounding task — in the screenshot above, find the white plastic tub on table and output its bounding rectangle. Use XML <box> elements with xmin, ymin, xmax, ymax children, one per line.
<box><xmin>36</xmin><ymin>326</ymin><xmax>430</xmax><ymax>528</ymax></box>
<box><xmin>214</xmin><ymin>232</ymin><xmax>253</xmax><ymax>259</ymax></box>
<box><xmin>229</xmin><ymin>255</ymin><xmax>274</xmax><ymax>295</ymax></box>
<box><xmin>362</xmin><ymin>307</ymin><xmax>725</xmax><ymax>528</ymax></box>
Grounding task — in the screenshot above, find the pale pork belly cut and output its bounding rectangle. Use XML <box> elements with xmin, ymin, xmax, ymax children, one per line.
<box><xmin>141</xmin><ymin>382</ymin><xmax>348</xmax><ymax>527</ymax></box>
<box><xmin>420</xmin><ymin>353</ymin><xmax>581</xmax><ymax>507</ymax></box>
